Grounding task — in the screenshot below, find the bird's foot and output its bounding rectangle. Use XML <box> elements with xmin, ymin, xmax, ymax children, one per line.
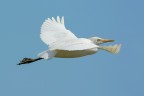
<box><xmin>18</xmin><ymin>58</ymin><xmax>35</xmax><ymax>65</ymax></box>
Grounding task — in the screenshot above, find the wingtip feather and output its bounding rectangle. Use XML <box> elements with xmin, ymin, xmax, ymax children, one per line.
<box><xmin>57</xmin><ymin>16</ymin><xmax>60</xmax><ymax>23</ymax></box>
<box><xmin>61</xmin><ymin>16</ymin><xmax>64</xmax><ymax>25</ymax></box>
<box><xmin>100</xmin><ymin>44</ymin><xmax>121</xmax><ymax>54</ymax></box>
<box><xmin>52</xmin><ymin>17</ymin><xmax>56</xmax><ymax>22</ymax></box>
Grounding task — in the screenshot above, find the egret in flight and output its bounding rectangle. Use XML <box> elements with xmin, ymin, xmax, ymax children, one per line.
<box><xmin>18</xmin><ymin>16</ymin><xmax>121</xmax><ymax>65</ymax></box>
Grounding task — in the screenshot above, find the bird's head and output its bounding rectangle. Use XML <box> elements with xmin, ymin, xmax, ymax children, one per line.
<box><xmin>89</xmin><ymin>37</ymin><xmax>114</xmax><ymax>45</ymax></box>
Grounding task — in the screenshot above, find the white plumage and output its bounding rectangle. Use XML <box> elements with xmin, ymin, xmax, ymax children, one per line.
<box><xmin>18</xmin><ymin>16</ymin><xmax>121</xmax><ymax>65</ymax></box>
<box><xmin>40</xmin><ymin>16</ymin><xmax>77</xmax><ymax>46</ymax></box>
<box><xmin>38</xmin><ymin>16</ymin><xmax>121</xmax><ymax>59</ymax></box>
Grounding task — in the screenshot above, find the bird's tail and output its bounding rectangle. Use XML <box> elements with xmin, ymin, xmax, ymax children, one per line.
<box><xmin>38</xmin><ymin>50</ymin><xmax>56</xmax><ymax>59</ymax></box>
<box><xmin>99</xmin><ymin>44</ymin><xmax>121</xmax><ymax>54</ymax></box>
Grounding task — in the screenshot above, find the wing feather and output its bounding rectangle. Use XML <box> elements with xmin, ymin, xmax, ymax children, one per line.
<box><xmin>61</xmin><ymin>16</ymin><xmax>64</xmax><ymax>25</ymax></box>
<box><xmin>57</xmin><ymin>16</ymin><xmax>60</xmax><ymax>23</ymax></box>
<box><xmin>52</xmin><ymin>17</ymin><xmax>56</xmax><ymax>22</ymax></box>
<box><xmin>40</xmin><ymin>16</ymin><xmax>77</xmax><ymax>46</ymax></box>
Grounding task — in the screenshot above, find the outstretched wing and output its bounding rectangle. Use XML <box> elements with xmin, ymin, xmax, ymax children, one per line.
<box><xmin>40</xmin><ymin>16</ymin><xmax>78</xmax><ymax>46</ymax></box>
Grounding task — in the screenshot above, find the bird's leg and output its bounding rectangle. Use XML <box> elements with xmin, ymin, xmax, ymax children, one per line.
<box><xmin>17</xmin><ymin>57</ymin><xmax>43</xmax><ymax>65</ymax></box>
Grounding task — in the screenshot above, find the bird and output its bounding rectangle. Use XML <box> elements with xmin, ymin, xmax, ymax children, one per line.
<box><xmin>18</xmin><ymin>16</ymin><xmax>121</xmax><ymax>65</ymax></box>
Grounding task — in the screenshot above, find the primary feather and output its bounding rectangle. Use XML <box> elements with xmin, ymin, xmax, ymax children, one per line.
<box><xmin>40</xmin><ymin>16</ymin><xmax>77</xmax><ymax>46</ymax></box>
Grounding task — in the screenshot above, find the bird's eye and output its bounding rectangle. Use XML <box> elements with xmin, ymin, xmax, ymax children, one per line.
<box><xmin>97</xmin><ymin>39</ymin><xmax>101</xmax><ymax>41</ymax></box>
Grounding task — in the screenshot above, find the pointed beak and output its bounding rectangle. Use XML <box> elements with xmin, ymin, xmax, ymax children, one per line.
<box><xmin>101</xmin><ymin>39</ymin><xmax>114</xmax><ymax>43</ymax></box>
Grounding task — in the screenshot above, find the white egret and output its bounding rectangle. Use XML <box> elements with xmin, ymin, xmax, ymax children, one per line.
<box><xmin>18</xmin><ymin>16</ymin><xmax>121</xmax><ymax>65</ymax></box>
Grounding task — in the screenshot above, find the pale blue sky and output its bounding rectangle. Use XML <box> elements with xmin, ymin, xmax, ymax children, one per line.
<box><xmin>0</xmin><ymin>0</ymin><xmax>144</xmax><ymax>96</ymax></box>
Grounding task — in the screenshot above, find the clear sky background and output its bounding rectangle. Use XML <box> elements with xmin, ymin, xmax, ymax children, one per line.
<box><xmin>0</xmin><ymin>0</ymin><xmax>144</xmax><ymax>96</ymax></box>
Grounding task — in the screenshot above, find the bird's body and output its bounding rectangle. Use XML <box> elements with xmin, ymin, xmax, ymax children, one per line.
<box><xmin>38</xmin><ymin>38</ymin><xmax>100</xmax><ymax>59</ymax></box>
<box><xmin>18</xmin><ymin>16</ymin><xmax>121</xmax><ymax>65</ymax></box>
<box><xmin>55</xmin><ymin>48</ymin><xmax>97</xmax><ymax>58</ymax></box>
<box><xmin>50</xmin><ymin>38</ymin><xmax>98</xmax><ymax>58</ymax></box>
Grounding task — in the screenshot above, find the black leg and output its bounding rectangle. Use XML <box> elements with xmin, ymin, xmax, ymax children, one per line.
<box><xmin>17</xmin><ymin>58</ymin><xmax>43</xmax><ymax>65</ymax></box>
